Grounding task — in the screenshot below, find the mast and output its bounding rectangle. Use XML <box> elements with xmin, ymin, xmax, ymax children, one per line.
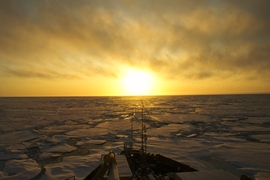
<box><xmin>130</xmin><ymin>109</ymin><xmax>134</xmax><ymax>151</ymax></box>
<box><xmin>140</xmin><ymin>100</ymin><xmax>147</xmax><ymax>164</ymax></box>
<box><xmin>141</xmin><ymin>101</ymin><xmax>144</xmax><ymax>154</ymax></box>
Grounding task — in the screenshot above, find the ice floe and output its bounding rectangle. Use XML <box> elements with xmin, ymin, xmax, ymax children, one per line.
<box><xmin>0</xmin><ymin>159</ymin><xmax>41</xmax><ymax>180</ymax></box>
<box><xmin>0</xmin><ymin>152</ymin><xmax>28</xmax><ymax>161</ymax></box>
<box><xmin>76</xmin><ymin>139</ymin><xmax>106</xmax><ymax>146</ymax></box>
<box><xmin>0</xmin><ymin>130</ymin><xmax>41</xmax><ymax>147</ymax></box>
<box><xmin>250</xmin><ymin>134</ymin><xmax>270</xmax><ymax>143</ymax></box>
<box><xmin>66</xmin><ymin>128</ymin><xmax>108</xmax><ymax>138</ymax></box>
<box><xmin>46</xmin><ymin>143</ymin><xmax>76</xmax><ymax>153</ymax></box>
<box><xmin>40</xmin><ymin>153</ymin><xmax>102</xmax><ymax>180</ymax></box>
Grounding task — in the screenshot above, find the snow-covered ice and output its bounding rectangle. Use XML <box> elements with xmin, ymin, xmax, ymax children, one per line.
<box><xmin>66</xmin><ymin>128</ymin><xmax>108</xmax><ymax>138</ymax></box>
<box><xmin>0</xmin><ymin>159</ymin><xmax>41</xmax><ymax>180</ymax></box>
<box><xmin>0</xmin><ymin>130</ymin><xmax>41</xmax><ymax>147</ymax></box>
<box><xmin>0</xmin><ymin>95</ymin><xmax>269</xmax><ymax>179</ymax></box>
<box><xmin>250</xmin><ymin>134</ymin><xmax>270</xmax><ymax>143</ymax></box>
<box><xmin>40</xmin><ymin>154</ymin><xmax>101</xmax><ymax>180</ymax></box>
<box><xmin>76</xmin><ymin>139</ymin><xmax>106</xmax><ymax>146</ymax></box>
<box><xmin>45</xmin><ymin>143</ymin><xmax>76</xmax><ymax>153</ymax></box>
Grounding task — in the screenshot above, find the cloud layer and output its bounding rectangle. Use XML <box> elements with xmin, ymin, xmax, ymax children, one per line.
<box><xmin>0</xmin><ymin>0</ymin><xmax>269</xmax><ymax>83</ymax></box>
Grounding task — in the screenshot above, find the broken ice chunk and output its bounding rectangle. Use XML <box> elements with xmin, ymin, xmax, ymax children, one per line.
<box><xmin>1</xmin><ymin>159</ymin><xmax>41</xmax><ymax>180</ymax></box>
<box><xmin>46</xmin><ymin>143</ymin><xmax>76</xmax><ymax>153</ymax></box>
<box><xmin>76</xmin><ymin>139</ymin><xmax>106</xmax><ymax>146</ymax></box>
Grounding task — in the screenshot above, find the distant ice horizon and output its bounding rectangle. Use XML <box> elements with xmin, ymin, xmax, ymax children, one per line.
<box><xmin>1</xmin><ymin>92</ymin><xmax>270</xmax><ymax>98</ymax></box>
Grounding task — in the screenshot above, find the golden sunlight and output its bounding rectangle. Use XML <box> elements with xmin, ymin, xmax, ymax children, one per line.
<box><xmin>122</xmin><ymin>69</ymin><xmax>154</xmax><ymax>95</ymax></box>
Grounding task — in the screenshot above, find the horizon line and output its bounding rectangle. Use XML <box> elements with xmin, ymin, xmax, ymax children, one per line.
<box><xmin>1</xmin><ymin>92</ymin><xmax>269</xmax><ymax>98</ymax></box>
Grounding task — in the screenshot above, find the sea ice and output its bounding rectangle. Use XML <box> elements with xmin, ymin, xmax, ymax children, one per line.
<box><xmin>46</xmin><ymin>143</ymin><xmax>77</xmax><ymax>153</ymax></box>
<box><xmin>0</xmin><ymin>159</ymin><xmax>41</xmax><ymax>180</ymax></box>
<box><xmin>66</xmin><ymin>128</ymin><xmax>108</xmax><ymax>138</ymax></box>
<box><xmin>210</xmin><ymin>141</ymin><xmax>270</xmax><ymax>176</ymax></box>
<box><xmin>0</xmin><ymin>95</ymin><xmax>269</xmax><ymax>180</ymax></box>
<box><xmin>198</xmin><ymin>156</ymin><xmax>244</xmax><ymax>178</ymax></box>
<box><xmin>76</xmin><ymin>139</ymin><xmax>106</xmax><ymax>146</ymax></box>
<box><xmin>39</xmin><ymin>124</ymin><xmax>90</xmax><ymax>136</ymax></box>
<box><xmin>0</xmin><ymin>152</ymin><xmax>28</xmax><ymax>161</ymax></box>
<box><xmin>231</xmin><ymin>126</ymin><xmax>269</xmax><ymax>132</ymax></box>
<box><xmin>149</xmin><ymin>114</ymin><xmax>213</xmax><ymax>123</ymax></box>
<box><xmin>0</xmin><ymin>130</ymin><xmax>41</xmax><ymax>147</ymax></box>
<box><xmin>38</xmin><ymin>152</ymin><xmax>55</xmax><ymax>160</ymax></box>
<box><xmin>147</xmin><ymin>124</ymin><xmax>192</xmax><ymax>137</ymax></box>
<box><xmin>95</xmin><ymin>118</ymin><xmax>144</xmax><ymax>134</ymax></box>
<box><xmin>22</xmin><ymin>142</ymin><xmax>36</xmax><ymax>149</ymax></box>
<box><xmin>40</xmin><ymin>153</ymin><xmax>102</xmax><ymax>180</ymax></box>
<box><xmin>250</xmin><ymin>134</ymin><xmax>270</xmax><ymax>143</ymax></box>
<box><xmin>53</xmin><ymin>135</ymin><xmax>70</xmax><ymax>141</ymax></box>
<box><xmin>6</xmin><ymin>144</ymin><xmax>26</xmax><ymax>153</ymax></box>
<box><xmin>255</xmin><ymin>172</ymin><xmax>270</xmax><ymax>180</ymax></box>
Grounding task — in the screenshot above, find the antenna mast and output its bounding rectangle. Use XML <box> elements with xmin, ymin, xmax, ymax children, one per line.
<box><xmin>141</xmin><ymin>101</ymin><xmax>147</xmax><ymax>155</ymax></box>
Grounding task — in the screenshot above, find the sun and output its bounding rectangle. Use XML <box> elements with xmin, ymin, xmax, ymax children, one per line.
<box><xmin>122</xmin><ymin>69</ymin><xmax>154</xmax><ymax>95</ymax></box>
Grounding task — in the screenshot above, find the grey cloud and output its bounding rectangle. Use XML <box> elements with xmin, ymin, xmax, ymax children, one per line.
<box><xmin>4</xmin><ymin>67</ymin><xmax>80</xmax><ymax>80</ymax></box>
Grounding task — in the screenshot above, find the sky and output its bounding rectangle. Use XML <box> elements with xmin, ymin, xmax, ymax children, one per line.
<box><xmin>0</xmin><ymin>0</ymin><xmax>269</xmax><ymax>96</ymax></box>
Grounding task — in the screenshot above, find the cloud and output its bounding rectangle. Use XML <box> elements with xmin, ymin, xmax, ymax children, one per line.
<box><xmin>3</xmin><ymin>67</ymin><xmax>80</xmax><ymax>80</ymax></box>
<box><xmin>0</xmin><ymin>0</ymin><xmax>269</xmax><ymax>83</ymax></box>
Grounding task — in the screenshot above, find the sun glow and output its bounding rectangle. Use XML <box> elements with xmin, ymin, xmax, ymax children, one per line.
<box><xmin>122</xmin><ymin>70</ymin><xmax>154</xmax><ymax>95</ymax></box>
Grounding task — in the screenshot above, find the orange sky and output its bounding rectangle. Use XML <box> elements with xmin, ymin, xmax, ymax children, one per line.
<box><xmin>0</xmin><ymin>1</ymin><xmax>269</xmax><ymax>96</ymax></box>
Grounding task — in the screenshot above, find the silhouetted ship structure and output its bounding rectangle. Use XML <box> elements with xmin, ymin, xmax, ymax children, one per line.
<box><xmin>67</xmin><ymin>102</ymin><xmax>251</xmax><ymax>180</ymax></box>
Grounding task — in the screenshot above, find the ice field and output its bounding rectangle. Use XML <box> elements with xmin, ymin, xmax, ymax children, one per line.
<box><xmin>0</xmin><ymin>95</ymin><xmax>269</xmax><ymax>179</ymax></box>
